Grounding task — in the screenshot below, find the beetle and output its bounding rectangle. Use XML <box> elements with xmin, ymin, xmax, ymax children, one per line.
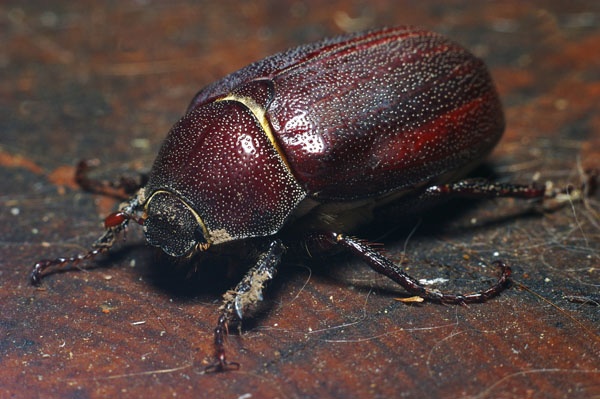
<box><xmin>32</xmin><ymin>26</ymin><xmax>555</xmax><ymax>372</ymax></box>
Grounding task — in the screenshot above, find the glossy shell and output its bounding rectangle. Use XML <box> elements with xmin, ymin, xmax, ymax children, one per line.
<box><xmin>143</xmin><ymin>26</ymin><xmax>504</xmax><ymax>254</ymax></box>
<box><xmin>189</xmin><ymin>26</ymin><xmax>504</xmax><ymax>199</ymax></box>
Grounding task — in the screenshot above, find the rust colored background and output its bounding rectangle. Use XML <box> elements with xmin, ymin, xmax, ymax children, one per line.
<box><xmin>1</xmin><ymin>1</ymin><xmax>599</xmax><ymax>398</ymax></box>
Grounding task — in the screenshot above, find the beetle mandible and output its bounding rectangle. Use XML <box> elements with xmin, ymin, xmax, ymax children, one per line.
<box><xmin>32</xmin><ymin>26</ymin><xmax>554</xmax><ymax>372</ymax></box>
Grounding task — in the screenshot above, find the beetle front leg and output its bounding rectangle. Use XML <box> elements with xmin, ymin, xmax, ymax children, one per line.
<box><xmin>30</xmin><ymin>221</ymin><xmax>127</xmax><ymax>284</ymax></box>
<box><xmin>31</xmin><ymin>196</ymin><xmax>144</xmax><ymax>284</ymax></box>
<box><xmin>308</xmin><ymin>232</ymin><xmax>510</xmax><ymax>305</ymax></box>
<box><xmin>206</xmin><ymin>239</ymin><xmax>285</xmax><ymax>372</ymax></box>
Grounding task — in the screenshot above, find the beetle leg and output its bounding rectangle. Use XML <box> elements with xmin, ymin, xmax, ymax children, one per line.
<box><xmin>423</xmin><ymin>179</ymin><xmax>546</xmax><ymax>202</ymax></box>
<box><xmin>31</xmin><ymin>196</ymin><xmax>143</xmax><ymax>284</ymax></box>
<box><xmin>373</xmin><ymin>174</ymin><xmax>597</xmax><ymax>227</ymax></box>
<box><xmin>30</xmin><ymin>221</ymin><xmax>128</xmax><ymax>284</ymax></box>
<box><xmin>206</xmin><ymin>239</ymin><xmax>285</xmax><ymax>372</ymax></box>
<box><xmin>310</xmin><ymin>232</ymin><xmax>510</xmax><ymax>305</ymax></box>
<box><xmin>76</xmin><ymin>159</ymin><xmax>148</xmax><ymax>200</ymax></box>
<box><xmin>422</xmin><ymin>174</ymin><xmax>597</xmax><ymax>210</ymax></box>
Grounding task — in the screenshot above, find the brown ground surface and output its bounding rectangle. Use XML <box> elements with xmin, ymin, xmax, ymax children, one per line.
<box><xmin>1</xmin><ymin>2</ymin><xmax>599</xmax><ymax>398</ymax></box>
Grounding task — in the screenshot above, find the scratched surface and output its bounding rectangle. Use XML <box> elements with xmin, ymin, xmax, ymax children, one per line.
<box><xmin>1</xmin><ymin>1</ymin><xmax>599</xmax><ymax>398</ymax></box>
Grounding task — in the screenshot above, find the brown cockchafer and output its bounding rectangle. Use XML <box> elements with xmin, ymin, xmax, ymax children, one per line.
<box><xmin>32</xmin><ymin>26</ymin><xmax>560</xmax><ymax>371</ymax></box>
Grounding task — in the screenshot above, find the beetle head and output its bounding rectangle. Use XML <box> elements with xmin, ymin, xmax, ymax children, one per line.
<box><xmin>142</xmin><ymin>190</ymin><xmax>210</xmax><ymax>257</ymax></box>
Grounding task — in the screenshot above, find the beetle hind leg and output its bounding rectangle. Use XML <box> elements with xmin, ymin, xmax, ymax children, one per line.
<box><xmin>311</xmin><ymin>232</ymin><xmax>510</xmax><ymax>305</ymax></box>
<box><xmin>206</xmin><ymin>239</ymin><xmax>284</xmax><ymax>372</ymax></box>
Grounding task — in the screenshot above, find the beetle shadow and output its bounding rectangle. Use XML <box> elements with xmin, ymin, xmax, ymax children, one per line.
<box><xmin>141</xmin><ymin>240</ymin><xmax>280</xmax><ymax>305</ymax></box>
<box><xmin>142</xmin><ymin>251</ymin><xmax>248</xmax><ymax>299</ymax></box>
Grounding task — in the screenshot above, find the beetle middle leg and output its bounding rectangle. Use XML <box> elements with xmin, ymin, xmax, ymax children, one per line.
<box><xmin>309</xmin><ymin>232</ymin><xmax>510</xmax><ymax>304</ymax></box>
<box><xmin>206</xmin><ymin>239</ymin><xmax>285</xmax><ymax>372</ymax></box>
